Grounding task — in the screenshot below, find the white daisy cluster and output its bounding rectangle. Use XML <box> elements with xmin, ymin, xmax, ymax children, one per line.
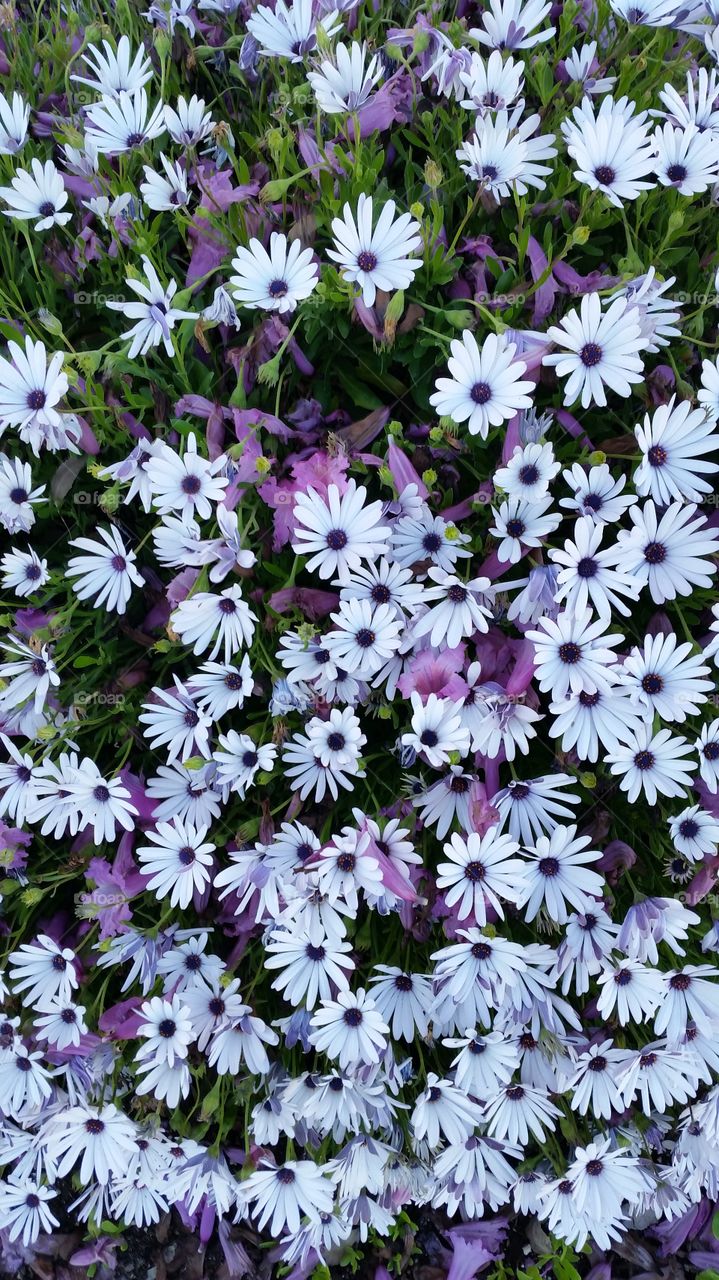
<box><xmin>3</xmin><ymin>0</ymin><xmax>719</xmax><ymax>1268</ymax></box>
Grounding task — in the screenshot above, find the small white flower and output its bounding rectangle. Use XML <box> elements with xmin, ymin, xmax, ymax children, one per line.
<box><xmin>328</xmin><ymin>193</ymin><xmax>422</xmax><ymax>308</ymax></box>
<box><xmin>230</xmin><ymin>232</ymin><xmax>318</xmax><ymax>314</ymax></box>
<box><xmin>430</xmin><ymin>330</ymin><xmax>534</xmax><ymax>438</ymax></box>
<box><xmin>0</xmin><ymin>159</ymin><xmax>71</xmax><ymax>231</ymax></box>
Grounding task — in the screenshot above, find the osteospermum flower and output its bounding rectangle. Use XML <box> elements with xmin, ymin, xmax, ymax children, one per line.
<box><xmin>430</xmin><ymin>330</ymin><xmax>534</xmax><ymax>438</ymax></box>
<box><xmin>616</xmin><ymin>500</ymin><xmax>719</xmax><ymax>603</ymax></box>
<box><xmin>170</xmin><ymin>586</ymin><xmax>257</xmax><ymax>661</ymax></box>
<box><xmin>0</xmin><ymin>545</ymin><xmax>49</xmax><ymax>598</ymax></box>
<box><xmin>71</xmin><ymin>36</ymin><xmax>153</xmax><ymax>96</ymax></box>
<box><xmin>230</xmin><ymin>232</ymin><xmax>318</xmax><ymax>314</ymax></box>
<box><xmin>106</xmin><ymin>256</ymin><xmax>196</xmax><ymax>359</ymax></box>
<box><xmin>137</xmin><ymin>819</ymin><xmax>215</xmax><ymax>908</ymax></box>
<box><xmin>0</xmin><ymin>92</ymin><xmax>29</xmax><ymax>155</ymax></box>
<box><xmin>0</xmin><ymin>159</ymin><xmax>71</xmax><ymax>231</ymax></box>
<box><xmin>66</xmin><ymin>525</ymin><xmax>143</xmax><ymax>614</ymax></box>
<box><xmin>247</xmin><ymin>0</ymin><xmax>340</xmax><ymax>61</ymax></box>
<box><xmin>291</xmin><ymin>481</ymin><xmax>390</xmax><ymax>582</ymax></box>
<box><xmin>527</xmin><ymin>607</ymin><xmax>623</xmax><ymax>698</ymax></box>
<box><xmin>456</xmin><ymin>107</ymin><xmax>557</xmax><ymax>199</ymax></box>
<box><xmin>436</xmin><ymin>828</ymin><xmax>524</xmax><ymax>923</ymax></box>
<box><xmin>402</xmin><ymin>692</ymin><xmax>470</xmax><ymax>767</ymax></box>
<box><xmin>164</xmin><ymin>94</ymin><xmax>214</xmax><ymax>145</ymax></box>
<box><xmin>84</xmin><ymin>88</ymin><xmax>166</xmax><ymax>154</ymax></box>
<box><xmin>243</xmin><ymin>1160</ymin><xmax>335</xmax><ymax>1237</ymax></box>
<box><xmin>309</xmin><ymin>988</ymin><xmax>388</xmax><ymax>1069</ymax></box>
<box><xmin>327</xmin><ymin>194</ymin><xmax>422</xmax><ymax>308</ymax></box>
<box><xmin>0</xmin><ymin>337</ymin><xmax>68</xmax><ymax>448</ymax></box>
<box><xmin>0</xmin><ymin>1180</ymin><xmax>59</xmax><ymax>1247</ymax></box>
<box><xmin>470</xmin><ymin>0</ymin><xmax>554</xmax><ymax>50</ymax></box>
<box><xmin>561</xmin><ymin>95</ymin><xmax>655</xmax><ymax>205</ymax></box>
<box><xmin>543</xmin><ymin>293</ymin><xmax>644</xmax><ymax>408</ymax></box>
<box><xmin>140</xmin><ymin>155</ymin><xmax>191</xmax><ymax>211</ymax></box>
<box><xmin>633</xmin><ymin>398</ymin><xmax>719</xmax><ymax>505</ymax></box>
<box><xmin>145</xmin><ymin>433</ymin><xmax>228</xmax><ymax>520</ymax></box>
<box><xmin>606</xmin><ymin>726</ymin><xmax>696</xmax><ymax>804</ymax></box>
<box><xmin>459</xmin><ymin>50</ymin><xmax>525</xmax><ymax>112</ymax></box>
<box><xmin>516</xmin><ymin>825</ymin><xmax>604</xmax><ymax>924</ymax></box>
<box><xmin>308</xmin><ymin>41</ymin><xmax>383</xmax><ymax>113</ymax></box>
<box><xmin>652</xmin><ymin>122</ymin><xmax>719</xmax><ymax>195</ymax></box>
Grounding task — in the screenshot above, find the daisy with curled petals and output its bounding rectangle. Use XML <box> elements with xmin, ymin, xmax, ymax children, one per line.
<box><xmin>71</xmin><ymin>36</ymin><xmax>153</xmax><ymax>96</ymax></box>
<box><xmin>412</xmin><ymin>569</ymin><xmax>493</xmax><ymax>649</ymax></box>
<box><xmin>436</xmin><ymin>828</ymin><xmax>524</xmax><ymax>924</ymax></box>
<box><xmin>543</xmin><ymin>293</ymin><xmax>644</xmax><ymax>408</ymax></box>
<box><xmin>633</xmin><ymin>398</ymin><xmax>719</xmax><ymax>505</ymax></box>
<box><xmin>145</xmin><ymin>433</ymin><xmax>228</xmax><ymax>520</ymax></box>
<box><xmin>560</xmin><ymin>95</ymin><xmax>655</xmax><ymax>206</ymax></box>
<box><xmin>606</xmin><ymin>725</ymin><xmax>696</xmax><ymax>804</ymax></box>
<box><xmin>308</xmin><ymin>41</ymin><xmax>382</xmax><ymax>114</ymax></box>
<box><xmin>247</xmin><ymin>0</ymin><xmax>341</xmax><ymax>62</ymax></box>
<box><xmin>492</xmin><ymin>773</ymin><xmax>580</xmax><ymax>844</ymax></box>
<box><xmin>106</xmin><ymin>256</ymin><xmax>196</xmax><ymax>360</ymax></box>
<box><xmin>84</xmin><ymin>88</ymin><xmax>166</xmax><ymax>154</ymax></box>
<box><xmin>0</xmin><ymin>92</ymin><xmax>29</xmax><ymax>156</ymax></box>
<box><xmin>609</xmin><ymin>268</ymin><xmax>682</xmax><ymax>354</ymax></box>
<box><xmin>230</xmin><ymin>232</ymin><xmax>318</xmax><ymax>314</ymax></box>
<box><xmin>170</xmin><ymin>585</ymin><xmax>257</xmax><ymax>661</ymax></box>
<box><xmin>411</xmin><ymin>1074</ymin><xmax>484</xmax><ymax>1148</ymax></box>
<box><xmin>618</xmin><ymin>632</ymin><xmax>713</xmax><ymax>724</ymax></box>
<box><xmin>669</xmin><ymin>805</ymin><xmax>719</xmax><ymax>862</ymax></box>
<box><xmin>66</xmin><ymin>525</ymin><xmax>143</xmax><ymax>614</ymax></box>
<box><xmin>140</xmin><ymin>155</ymin><xmax>191</xmax><ymax>211</ymax></box>
<box><xmin>309</xmin><ymin>988</ymin><xmax>388</xmax><ymax>1070</ymax></box>
<box><xmin>402</xmin><ymin>692</ymin><xmax>470</xmax><ymax>768</ymax></box>
<box><xmin>527</xmin><ymin>607</ymin><xmax>623</xmax><ymax>699</ymax></box>
<box><xmin>549</xmin><ymin>516</ymin><xmax>642</xmax><ymax>619</ymax></box>
<box><xmin>659</xmin><ymin>67</ymin><xmax>719</xmax><ymax>132</ymax></box>
<box><xmin>490</xmin><ymin>494</ymin><xmax>561</xmax><ymax>564</ymax></box>
<box><xmin>0</xmin><ymin>160</ymin><xmax>71</xmax><ymax>231</ymax></box>
<box><xmin>137</xmin><ymin>819</ymin><xmax>215</xmax><ymax>909</ymax></box>
<box><xmin>515</xmin><ymin>825</ymin><xmax>604</xmax><ymax>925</ymax></box>
<box><xmin>327</xmin><ymin>194</ymin><xmax>422</xmax><ymax>308</ymax></box>
<box><xmin>456</xmin><ymin>108</ymin><xmax>557</xmax><ymax>199</ymax></box>
<box><xmin>466</xmin><ymin>686</ymin><xmax>542</xmax><ymax>762</ymax></box>
<box><xmin>652</xmin><ymin>122</ymin><xmax>719</xmax><ymax>196</ymax></box>
<box><xmin>430</xmin><ymin>330</ymin><xmax>534</xmax><ymax>438</ymax></box>
<box><xmin>615</xmin><ymin>500</ymin><xmax>719</xmax><ymax>604</ymax></box>
<box><xmin>291</xmin><ymin>480</ymin><xmax>390</xmax><ymax>582</ymax></box>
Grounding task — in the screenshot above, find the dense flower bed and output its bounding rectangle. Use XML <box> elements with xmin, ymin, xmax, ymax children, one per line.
<box><xmin>2</xmin><ymin>0</ymin><xmax>719</xmax><ymax>1275</ymax></box>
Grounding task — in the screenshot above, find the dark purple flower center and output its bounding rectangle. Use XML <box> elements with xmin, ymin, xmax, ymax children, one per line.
<box><xmin>580</xmin><ymin>342</ymin><xmax>602</xmax><ymax>367</ymax></box>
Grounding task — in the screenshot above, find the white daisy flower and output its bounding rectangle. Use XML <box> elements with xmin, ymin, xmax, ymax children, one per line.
<box><xmin>0</xmin><ymin>546</ymin><xmax>49</xmax><ymax>597</ymax></box>
<box><xmin>85</xmin><ymin>88</ymin><xmax>166</xmax><ymax>154</ymax></box>
<box><xmin>309</xmin><ymin>988</ymin><xmax>388</xmax><ymax>1069</ymax></box>
<box><xmin>457</xmin><ymin>107</ymin><xmax>557</xmax><ymax>199</ymax></box>
<box><xmin>242</xmin><ymin>1160</ymin><xmax>334</xmax><ymax>1238</ymax></box>
<box><xmin>0</xmin><ymin>636</ymin><xmax>59</xmax><ymax>715</ymax></box>
<box><xmin>139</xmin><ymin>677</ymin><xmax>213</xmax><ymax>763</ymax></box>
<box><xmin>618</xmin><ymin>632</ymin><xmax>713</xmax><ymax>723</ymax></box>
<box><xmin>265</xmin><ymin>924</ymin><xmax>354</xmax><ymax>1009</ymax></box>
<box><xmin>67</xmin><ymin>759</ymin><xmax>138</xmax><ymax>844</ymax></box>
<box><xmin>470</xmin><ymin>0</ymin><xmax>554</xmax><ymax>50</ymax></box>
<box><xmin>609</xmin><ymin>267</ymin><xmax>682</xmax><ymax>352</ymax></box>
<box><xmin>561</xmin><ymin>95</ymin><xmax>655</xmax><ymax>206</ymax></box>
<box><xmin>659</xmin><ymin>68</ymin><xmax>719</xmax><ymax>132</ymax></box>
<box><xmin>137</xmin><ymin>819</ymin><xmax>215</xmax><ymax>908</ymax></box>
<box><xmin>0</xmin><ymin>337</ymin><xmax>68</xmax><ymax>449</ymax></box>
<box><xmin>72</xmin><ymin>36</ymin><xmax>153</xmax><ymax>97</ymax></box>
<box><xmin>292</xmin><ymin>480</ymin><xmax>390</xmax><ymax>582</ymax></box>
<box><xmin>413</xmin><ymin>569</ymin><xmax>492</xmax><ymax>648</ymax></box>
<box><xmin>170</xmin><ymin>585</ymin><xmax>257</xmax><ymax>660</ymax></box>
<box><xmin>634</xmin><ymin>397</ymin><xmax>719</xmax><ymax>504</ymax></box>
<box><xmin>669</xmin><ymin>805</ymin><xmax>719</xmax><ymax>861</ymax></box>
<box><xmin>560</xmin><ymin>462</ymin><xmax>636</xmax><ymax>525</ymax></box>
<box><xmin>527</xmin><ymin>607</ymin><xmax>623</xmax><ymax>698</ymax></box>
<box><xmin>549</xmin><ymin>516</ymin><xmax>642</xmax><ymax>619</ymax></box>
<box><xmin>213</xmin><ymin>731</ymin><xmax>277</xmax><ymax>796</ymax></box>
<box><xmin>653</xmin><ymin>122</ymin><xmax>719</xmax><ymax>195</ymax></box>
<box><xmin>8</xmin><ymin>935</ymin><xmax>78</xmax><ymax>1007</ymax></box>
<box><xmin>699</xmin><ymin>354</ymin><xmax>719</xmax><ymax>420</ymax></box>
<box><xmin>516</xmin><ymin>825</ymin><xmax>604</xmax><ymax>925</ymax></box>
<box><xmin>66</xmin><ymin>525</ymin><xmax>143</xmax><ymax>614</ymax></box>
<box><xmin>187</xmin><ymin>656</ymin><xmax>254</xmax><ymax>720</ymax></box>
<box><xmin>327</xmin><ymin>193</ymin><xmax>422</xmax><ymax>308</ymax></box>
<box><xmin>458</xmin><ymin>50</ymin><xmax>525</xmax><ymax>113</ymax></box>
<box><xmin>247</xmin><ymin>0</ymin><xmax>341</xmax><ymax>61</ymax></box>
<box><xmin>436</xmin><ymin>828</ymin><xmax>524</xmax><ymax>923</ymax></box>
<box><xmin>0</xmin><ymin>159</ymin><xmax>71</xmax><ymax>231</ymax></box>
<box><xmin>140</xmin><ymin>154</ymin><xmax>191</xmax><ymax>211</ymax></box>
<box><xmin>136</xmin><ymin>995</ymin><xmax>195</xmax><ymax>1068</ymax></box>
<box><xmin>34</xmin><ymin>999</ymin><xmax>88</xmax><ymax>1050</ymax></box>
<box><xmin>490</xmin><ymin>494</ymin><xmax>561</xmax><ymax>564</ymax></box>
<box><xmin>607</xmin><ymin>725</ymin><xmax>696</xmax><ymax>804</ymax></box>
<box><xmin>402</xmin><ymin>692</ymin><xmax>470</xmax><ymax>767</ymax></box>
<box><xmin>492</xmin><ymin>773</ymin><xmax>580</xmax><ymax>844</ymax></box>
<box><xmin>308</xmin><ymin>41</ymin><xmax>382</xmax><ymax>114</ymax></box>
<box><xmin>548</xmin><ymin>683</ymin><xmax>644</xmax><ymax>763</ymax></box>
<box><xmin>615</xmin><ymin>500</ymin><xmax>719</xmax><ymax>603</ymax></box>
<box><xmin>164</xmin><ymin>94</ymin><xmax>214</xmax><ymax>145</ymax></box>
<box><xmin>230</xmin><ymin>232</ymin><xmax>318</xmax><ymax>314</ymax></box>
<box><xmin>494</xmin><ymin>442</ymin><xmax>560</xmax><ymax>502</ymax></box>
<box><xmin>543</xmin><ymin>293</ymin><xmax>644</xmax><ymax>408</ymax></box>
<box><xmin>0</xmin><ymin>92</ymin><xmax>29</xmax><ymax>156</ymax></box>
<box><xmin>0</xmin><ymin>1180</ymin><xmax>59</xmax><ymax>1247</ymax></box>
<box><xmin>0</xmin><ymin>455</ymin><xmax>46</xmax><ymax>532</ymax></box>
<box><xmin>145</xmin><ymin>433</ymin><xmax>228</xmax><ymax>520</ymax></box>
<box><xmin>368</xmin><ymin>966</ymin><xmax>432</xmax><ymax>1041</ymax></box>
<box><xmin>430</xmin><ymin>329</ymin><xmax>534</xmax><ymax>438</ymax></box>
<box><xmin>106</xmin><ymin>256</ymin><xmax>196</xmax><ymax>359</ymax></box>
